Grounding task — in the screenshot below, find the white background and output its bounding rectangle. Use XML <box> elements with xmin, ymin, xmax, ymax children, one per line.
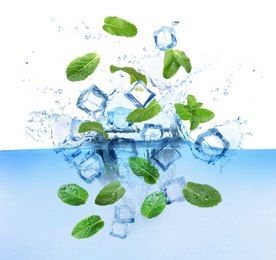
<box><xmin>1</xmin><ymin>0</ymin><xmax>275</xmax><ymax>149</ymax></box>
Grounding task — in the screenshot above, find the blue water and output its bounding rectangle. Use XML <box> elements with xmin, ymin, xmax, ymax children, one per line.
<box><xmin>1</xmin><ymin>148</ymin><xmax>276</xmax><ymax>260</ymax></box>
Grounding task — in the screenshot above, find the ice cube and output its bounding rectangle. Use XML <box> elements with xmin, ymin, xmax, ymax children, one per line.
<box><xmin>194</xmin><ymin>128</ymin><xmax>230</xmax><ymax>164</ymax></box>
<box><xmin>149</xmin><ymin>138</ymin><xmax>182</xmax><ymax>171</ymax></box>
<box><xmin>140</xmin><ymin>123</ymin><xmax>164</xmax><ymax>140</ymax></box>
<box><xmin>107</xmin><ymin>106</ymin><xmax>133</xmax><ymax>129</ymax></box>
<box><xmin>153</xmin><ymin>26</ymin><xmax>177</xmax><ymax>51</ymax></box>
<box><xmin>124</xmin><ymin>80</ymin><xmax>156</xmax><ymax>108</ymax></box>
<box><xmin>73</xmin><ymin>150</ymin><xmax>106</xmax><ymax>184</ymax></box>
<box><xmin>114</xmin><ymin>205</ymin><xmax>135</xmax><ymax>224</ymax></box>
<box><xmin>108</xmin><ymin>136</ymin><xmax>138</xmax><ymax>162</ymax></box>
<box><xmin>109</xmin><ymin>221</ymin><xmax>130</xmax><ymax>239</ymax></box>
<box><xmin>63</xmin><ymin>148</ymin><xmax>82</xmax><ymax>163</ymax></box>
<box><xmin>76</xmin><ymin>84</ymin><xmax>108</xmax><ymax>116</ymax></box>
<box><xmin>160</xmin><ymin>177</ymin><xmax>186</xmax><ymax>204</ymax></box>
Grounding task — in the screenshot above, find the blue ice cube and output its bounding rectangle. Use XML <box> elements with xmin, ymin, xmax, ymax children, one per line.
<box><xmin>109</xmin><ymin>221</ymin><xmax>130</xmax><ymax>239</ymax></box>
<box><xmin>124</xmin><ymin>80</ymin><xmax>156</xmax><ymax>108</ymax></box>
<box><xmin>63</xmin><ymin>148</ymin><xmax>82</xmax><ymax>163</ymax></box>
<box><xmin>194</xmin><ymin>128</ymin><xmax>230</xmax><ymax>164</ymax></box>
<box><xmin>114</xmin><ymin>205</ymin><xmax>135</xmax><ymax>224</ymax></box>
<box><xmin>107</xmin><ymin>107</ymin><xmax>133</xmax><ymax>129</ymax></box>
<box><xmin>73</xmin><ymin>150</ymin><xmax>106</xmax><ymax>184</ymax></box>
<box><xmin>140</xmin><ymin>123</ymin><xmax>164</xmax><ymax>140</ymax></box>
<box><xmin>160</xmin><ymin>177</ymin><xmax>186</xmax><ymax>204</ymax></box>
<box><xmin>153</xmin><ymin>26</ymin><xmax>177</xmax><ymax>51</ymax></box>
<box><xmin>76</xmin><ymin>84</ymin><xmax>108</xmax><ymax>116</ymax></box>
<box><xmin>149</xmin><ymin>138</ymin><xmax>182</xmax><ymax>171</ymax></box>
<box><xmin>108</xmin><ymin>136</ymin><xmax>138</xmax><ymax>162</ymax></box>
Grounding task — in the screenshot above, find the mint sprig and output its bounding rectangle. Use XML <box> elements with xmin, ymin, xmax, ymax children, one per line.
<box><xmin>183</xmin><ymin>182</ymin><xmax>222</xmax><ymax>208</ymax></box>
<box><xmin>110</xmin><ymin>65</ymin><xmax>147</xmax><ymax>85</ymax></box>
<box><xmin>126</xmin><ymin>98</ymin><xmax>161</xmax><ymax>123</ymax></box>
<box><xmin>174</xmin><ymin>95</ymin><xmax>215</xmax><ymax>130</ymax></box>
<box><xmin>78</xmin><ymin>121</ymin><xmax>108</xmax><ymax>140</ymax></box>
<box><xmin>163</xmin><ymin>48</ymin><xmax>191</xmax><ymax>79</ymax></box>
<box><xmin>103</xmin><ymin>16</ymin><xmax>137</xmax><ymax>37</ymax></box>
<box><xmin>66</xmin><ymin>53</ymin><xmax>100</xmax><ymax>82</ymax></box>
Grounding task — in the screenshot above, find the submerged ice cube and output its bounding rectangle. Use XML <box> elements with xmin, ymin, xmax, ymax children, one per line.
<box><xmin>160</xmin><ymin>177</ymin><xmax>186</xmax><ymax>204</ymax></box>
<box><xmin>107</xmin><ymin>107</ymin><xmax>133</xmax><ymax>129</ymax></box>
<box><xmin>76</xmin><ymin>84</ymin><xmax>108</xmax><ymax>116</ymax></box>
<box><xmin>63</xmin><ymin>148</ymin><xmax>82</xmax><ymax>163</ymax></box>
<box><xmin>73</xmin><ymin>150</ymin><xmax>105</xmax><ymax>184</ymax></box>
<box><xmin>109</xmin><ymin>221</ymin><xmax>130</xmax><ymax>239</ymax></box>
<box><xmin>114</xmin><ymin>205</ymin><xmax>135</xmax><ymax>224</ymax></box>
<box><xmin>140</xmin><ymin>123</ymin><xmax>164</xmax><ymax>140</ymax></box>
<box><xmin>124</xmin><ymin>80</ymin><xmax>156</xmax><ymax>108</ymax></box>
<box><xmin>149</xmin><ymin>138</ymin><xmax>182</xmax><ymax>171</ymax></box>
<box><xmin>194</xmin><ymin>128</ymin><xmax>230</xmax><ymax>164</ymax></box>
<box><xmin>108</xmin><ymin>136</ymin><xmax>138</xmax><ymax>162</ymax></box>
<box><xmin>153</xmin><ymin>26</ymin><xmax>177</xmax><ymax>51</ymax></box>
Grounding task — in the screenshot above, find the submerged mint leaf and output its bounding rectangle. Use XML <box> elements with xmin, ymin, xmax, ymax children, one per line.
<box><xmin>103</xmin><ymin>16</ymin><xmax>137</xmax><ymax>37</ymax></box>
<box><xmin>57</xmin><ymin>184</ymin><xmax>89</xmax><ymax>206</ymax></box>
<box><xmin>78</xmin><ymin>122</ymin><xmax>108</xmax><ymax>140</ymax></box>
<box><xmin>140</xmin><ymin>191</ymin><xmax>167</xmax><ymax>219</ymax></box>
<box><xmin>126</xmin><ymin>98</ymin><xmax>161</xmax><ymax>123</ymax></box>
<box><xmin>183</xmin><ymin>182</ymin><xmax>222</xmax><ymax>208</ymax></box>
<box><xmin>128</xmin><ymin>157</ymin><xmax>159</xmax><ymax>184</ymax></box>
<box><xmin>175</xmin><ymin>94</ymin><xmax>215</xmax><ymax>130</ymax></box>
<box><xmin>66</xmin><ymin>53</ymin><xmax>100</xmax><ymax>82</ymax></box>
<box><xmin>163</xmin><ymin>48</ymin><xmax>191</xmax><ymax>79</ymax></box>
<box><xmin>71</xmin><ymin>215</ymin><xmax>104</xmax><ymax>239</ymax></box>
<box><xmin>95</xmin><ymin>181</ymin><xmax>125</xmax><ymax>206</ymax></box>
<box><xmin>110</xmin><ymin>65</ymin><xmax>147</xmax><ymax>85</ymax></box>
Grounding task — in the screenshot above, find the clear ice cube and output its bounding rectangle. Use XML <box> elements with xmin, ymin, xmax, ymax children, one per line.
<box><xmin>160</xmin><ymin>176</ymin><xmax>186</xmax><ymax>204</ymax></box>
<box><xmin>114</xmin><ymin>205</ymin><xmax>135</xmax><ymax>224</ymax></box>
<box><xmin>63</xmin><ymin>148</ymin><xmax>82</xmax><ymax>163</ymax></box>
<box><xmin>107</xmin><ymin>106</ymin><xmax>133</xmax><ymax>130</ymax></box>
<box><xmin>153</xmin><ymin>26</ymin><xmax>177</xmax><ymax>51</ymax></box>
<box><xmin>76</xmin><ymin>84</ymin><xmax>108</xmax><ymax>116</ymax></box>
<box><xmin>109</xmin><ymin>221</ymin><xmax>130</xmax><ymax>239</ymax></box>
<box><xmin>149</xmin><ymin>138</ymin><xmax>182</xmax><ymax>171</ymax></box>
<box><xmin>73</xmin><ymin>150</ymin><xmax>106</xmax><ymax>184</ymax></box>
<box><xmin>124</xmin><ymin>80</ymin><xmax>156</xmax><ymax>108</ymax></box>
<box><xmin>140</xmin><ymin>123</ymin><xmax>164</xmax><ymax>141</ymax></box>
<box><xmin>194</xmin><ymin>128</ymin><xmax>230</xmax><ymax>164</ymax></box>
<box><xmin>108</xmin><ymin>136</ymin><xmax>138</xmax><ymax>162</ymax></box>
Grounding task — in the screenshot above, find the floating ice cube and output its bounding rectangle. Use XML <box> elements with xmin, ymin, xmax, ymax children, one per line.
<box><xmin>160</xmin><ymin>177</ymin><xmax>186</xmax><ymax>204</ymax></box>
<box><xmin>149</xmin><ymin>138</ymin><xmax>182</xmax><ymax>171</ymax></box>
<box><xmin>63</xmin><ymin>148</ymin><xmax>82</xmax><ymax>163</ymax></box>
<box><xmin>153</xmin><ymin>26</ymin><xmax>177</xmax><ymax>51</ymax></box>
<box><xmin>109</xmin><ymin>221</ymin><xmax>130</xmax><ymax>239</ymax></box>
<box><xmin>140</xmin><ymin>123</ymin><xmax>164</xmax><ymax>141</ymax></box>
<box><xmin>194</xmin><ymin>128</ymin><xmax>230</xmax><ymax>164</ymax></box>
<box><xmin>76</xmin><ymin>84</ymin><xmax>108</xmax><ymax>116</ymax></box>
<box><xmin>107</xmin><ymin>106</ymin><xmax>133</xmax><ymax>130</ymax></box>
<box><xmin>73</xmin><ymin>150</ymin><xmax>106</xmax><ymax>184</ymax></box>
<box><xmin>124</xmin><ymin>80</ymin><xmax>156</xmax><ymax>108</ymax></box>
<box><xmin>114</xmin><ymin>205</ymin><xmax>135</xmax><ymax>224</ymax></box>
<box><xmin>108</xmin><ymin>136</ymin><xmax>138</xmax><ymax>162</ymax></box>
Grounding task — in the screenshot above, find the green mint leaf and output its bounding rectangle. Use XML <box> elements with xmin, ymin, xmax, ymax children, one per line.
<box><xmin>110</xmin><ymin>65</ymin><xmax>147</xmax><ymax>85</ymax></box>
<box><xmin>71</xmin><ymin>215</ymin><xmax>104</xmax><ymax>239</ymax></box>
<box><xmin>183</xmin><ymin>182</ymin><xmax>222</xmax><ymax>208</ymax></box>
<box><xmin>174</xmin><ymin>103</ymin><xmax>191</xmax><ymax>120</ymax></box>
<box><xmin>78</xmin><ymin>122</ymin><xmax>108</xmax><ymax>140</ymax></box>
<box><xmin>195</xmin><ymin>108</ymin><xmax>215</xmax><ymax>123</ymax></box>
<box><xmin>103</xmin><ymin>16</ymin><xmax>137</xmax><ymax>37</ymax></box>
<box><xmin>128</xmin><ymin>157</ymin><xmax>160</xmax><ymax>184</ymax></box>
<box><xmin>95</xmin><ymin>181</ymin><xmax>125</xmax><ymax>206</ymax></box>
<box><xmin>163</xmin><ymin>48</ymin><xmax>180</xmax><ymax>79</ymax></box>
<box><xmin>66</xmin><ymin>53</ymin><xmax>100</xmax><ymax>82</ymax></box>
<box><xmin>190</xmin><ymin>115</ymin><xmax>200</xmax><ymax>130</ymax></box>
<box><xmin>187</xmin><ymin>94</ymin><xmax>197</xmax><ymax>109</ymax></box>
<box><xmin>173</xmin><ymin>50</ymin><xmax>192</xmax><ymax>73</ymax></box>
<box><xmin>163</xmin><ymin>48</ymin><xmax>192</xmax><ymax>79</ymax></box>
<box><xmin>57</xmin><ymin>184</ymin><xmax>89</xmax><ymax>206</ymax></box>
<box><xmin>140</xmin><ymin>191</ymin><xmax>167</xmax><ymax>219</ymax></box>
<box><xmin>126</xmin><ymin>98</ymin><xmax>162</xmax><ymax>123</ymax></box>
